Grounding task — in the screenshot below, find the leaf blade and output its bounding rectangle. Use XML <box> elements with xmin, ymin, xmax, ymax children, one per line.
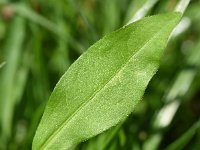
<box><xmin>32</xmin><ymin>12</ymin><xmax>181</xmax><ymax>150</ymax></box>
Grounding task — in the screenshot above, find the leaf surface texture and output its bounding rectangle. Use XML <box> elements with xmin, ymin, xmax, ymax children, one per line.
<box><xmin>32</xmin><ymin>12</ymin><xmax>181</xmax><ymax>150</ymax></box>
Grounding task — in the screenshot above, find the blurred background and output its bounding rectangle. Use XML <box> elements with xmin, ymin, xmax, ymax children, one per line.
<box><xmin>0</xmin><ymin>0</ymin><xmax>200</xmax><ymax>149</ymax></box>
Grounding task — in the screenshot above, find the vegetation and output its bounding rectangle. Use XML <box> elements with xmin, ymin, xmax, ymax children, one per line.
<box><xmin>0</xmin><ymin>0</ymin><xmax>200</xmax><ymax>150</ymax></box>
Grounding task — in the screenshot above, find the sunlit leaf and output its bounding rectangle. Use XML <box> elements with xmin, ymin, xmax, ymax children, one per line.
<box><xmin>32</xmin><ymin>12</ymin><xmax>181</xmax><ymax>150</ymax></box>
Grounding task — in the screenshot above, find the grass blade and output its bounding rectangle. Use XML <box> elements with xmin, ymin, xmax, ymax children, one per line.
<box><xmin>127</xmin><ymin>0</ymin><xmax>159</xmax><ymax>24</ymax></box>
<box><xmin>165</xmin><ymin>119</ymin><xmax>200</xmax><ymax>150</ymax></box>
<box><xmin>0</xmin><ymin>16</ymin><xmax>25</xmax><ymax>140</ymax></box>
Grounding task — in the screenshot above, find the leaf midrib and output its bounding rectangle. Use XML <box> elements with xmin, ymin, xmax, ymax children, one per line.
<box><xmin>40</xmin><ymin>20</ymin><xmax>174</xmax><ymax>149</ymax></box>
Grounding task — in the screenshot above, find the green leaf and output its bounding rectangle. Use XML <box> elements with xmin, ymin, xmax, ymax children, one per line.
<box><xmin>32</xmin><ymin>12</ymin><xmax>181</xmax><ymax>150</ymax></box>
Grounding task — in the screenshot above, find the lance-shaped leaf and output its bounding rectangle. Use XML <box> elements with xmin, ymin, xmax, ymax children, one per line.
<box><xmin>32</xmin><ymin>12</ymin><xmax>181</xmax><ymax>150</ymax></box>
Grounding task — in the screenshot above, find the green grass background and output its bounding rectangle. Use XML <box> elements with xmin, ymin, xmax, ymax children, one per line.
<box><xmin>0</xmin><ymin>0</ymin><xmax>200</xmax><ymax>149</ymax></box>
